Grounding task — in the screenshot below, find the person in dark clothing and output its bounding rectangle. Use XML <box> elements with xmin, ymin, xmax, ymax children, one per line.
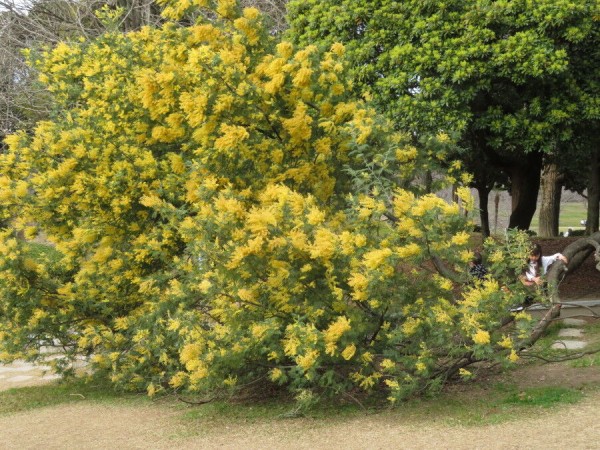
<box><xmin>468</xmin><ymin>251</ymin><xmax>488</xmax><ymax>280</ymax></box>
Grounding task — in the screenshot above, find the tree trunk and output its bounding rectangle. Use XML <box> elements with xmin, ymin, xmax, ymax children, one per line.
<box><xmin>476</xmin><ymin>184</ymin><xmax>491</xmax><ymax>237</ymax></box>
<box><xmin>538</xmin><ymin>162</ymin><xmax>562</xmax><ymax>237</ymax></box>
<box><xmin>451</xmin><ymin>184</ymin><xmax>458</xmax><ymax>203</ymax></box>
<box><xmin>494</xmin><ymin>191</ymin><xmax>500</xmax><ymax>234</ymax></box>
<box><xmin>586</xmin><ymin>149</ymin><xmax>599</xmax><ymax>235</ymax></box>
<box><xmin>508</xmin><ymin>152</ymin><xmax>543</xmax><ymax>230</ymax></box>
<box><xmin>424</xmin><ymin>170</ymin><xmax>433</xmax><ymax>194</ymax></box>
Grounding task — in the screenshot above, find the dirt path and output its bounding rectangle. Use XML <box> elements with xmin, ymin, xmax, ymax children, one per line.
<box><xmin>1</xmin><ymin>391</ymin><xmax>599</xmax><ymax>450</ymax></box>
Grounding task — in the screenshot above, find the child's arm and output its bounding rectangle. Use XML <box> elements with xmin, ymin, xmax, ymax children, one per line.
<box><xmin>520</xmin><ymin>274</ymin><xmax>541</xmax><ymax>286</ymax></box>
<box><xmin>548</xmin><ymin>253</ymin><xmax>568</xmax><ymax>263</ymax></box>
<box><xmin>542</xmin><ymin>253</ymin><xmax>568</xmax><ymax>273</ymax></box>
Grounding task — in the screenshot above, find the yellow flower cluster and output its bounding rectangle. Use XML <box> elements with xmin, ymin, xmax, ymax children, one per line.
<box><xmin>472</xmin><ymin>329</ymin><xmax>491</xmax><ymax>345</ymax></box>
<box><xmin>324</xmin><ymin>316</ymin><xmax>351</xmax><ymax>355</ymax></box>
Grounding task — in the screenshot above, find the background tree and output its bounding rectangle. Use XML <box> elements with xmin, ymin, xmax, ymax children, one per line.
<box><xmin>0</xmin><ymin>0</ymin><xmax>165</xmax><ymax>149</ymax></box>
<box><xmin>240</xmin><ymin>0</ymin><xmax>287</xmax><ymax>34</ymax></box>
<box><xmin>287</xmin><ymin>0</ymin><xmax>600</xmax><ymax>234</ymax></box>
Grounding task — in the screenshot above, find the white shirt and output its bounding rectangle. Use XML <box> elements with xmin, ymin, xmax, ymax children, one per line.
<box><xmin>525</xmin><ymin>253</ymin><xmax>564</xmax><ymax>281</ymax></box>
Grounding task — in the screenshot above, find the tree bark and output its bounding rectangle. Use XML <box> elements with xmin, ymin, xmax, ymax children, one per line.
<box><xmin>476</xmin><ymin>184</ymin><xmax>491</xmax><ymax>237</ymax></box>
<box><xmin>424</xmin><ymin>170</ymin><xmax>433</xmax><ymax>194</ymax></box>
<box><xmin>586</xmin><ymin>148</ymin><xmax>599</xmax><ymax>235</ymax></box>
<box><xmin>538</xmin><ymin>162</ymin><xmax>562</xmax><ymax>237</ymax></box>
<box><xmin>508</xmin><ymin>152</ymin><xmax>543</xmax><ymax>230</ymax></box>
<box><xmin>494</xmin><ymin>191</ymin><xmax>500</xmax><ymax>234</ymax></box>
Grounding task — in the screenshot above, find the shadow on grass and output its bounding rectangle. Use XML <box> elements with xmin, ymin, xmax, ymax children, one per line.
<box><xmin>175</xmin><ymin>380</ymin><xmax>590</xmax><ymax>430</ymax></box>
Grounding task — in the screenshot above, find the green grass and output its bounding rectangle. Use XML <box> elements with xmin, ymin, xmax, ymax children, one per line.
<box><xmin>570</xmin><ymin>353</ymin><xmax>600</xmax><ymax>368</ymax></box>
<box><xmin>530</xmin><ymin>202</ymin><xmax>587</xmax><ymax>232</ymax></box>
<box><xmin>569</xmin><ymin>321</ymin><xmax>600</xmax><ymax>367</ymax></box>
<box><xmin>0</xmin><ymin>378</ymin><xmax>146</xmax><ymax>416</ymax></box>
<box><xmin>500</xmin><ymin>386</ymin><xmax>583</xmax><ymax>407</ymax></box>
<box><xmin>388</xmin><ymin>383</ymin><xmax>588</xmax><ymax>427</ymax></box>
<box><xmin>173</xmin><ymin>377</ymin><xmax>593</xmax><ymax>430</ymax></box>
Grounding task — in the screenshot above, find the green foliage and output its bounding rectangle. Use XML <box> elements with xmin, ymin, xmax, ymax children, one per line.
<box><xmin>287</xmin><ymin>0</ymin><xmax>598</xmax><ymax>139</ymax></box>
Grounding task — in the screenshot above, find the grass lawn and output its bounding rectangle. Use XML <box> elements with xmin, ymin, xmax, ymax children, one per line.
<box><xmin>0</xmin><ymin>375</ymin><xmax>591</xmax><ymax>430</ymax></box>
<box><xmin>530</xmin><ymin>202</ymin><xmax>588</xmax><ymax>232</ymax></box>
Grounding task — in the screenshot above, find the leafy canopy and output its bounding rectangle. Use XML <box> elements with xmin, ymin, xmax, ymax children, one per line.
<box><xmin>287</xmin><ymin>0</ymin><xmax>598</xmax><ymax>139</ymax></box>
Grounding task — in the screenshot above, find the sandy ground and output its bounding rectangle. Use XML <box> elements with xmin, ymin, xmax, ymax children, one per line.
<box><xmin>0</xmin><ymin>363</ymin><xmax>60</xmax><ymax>392</ymax></box>
<box><xmin>0</xmin><ymin>390</ymin><xmax>599</xmax><ymax>450</ymax></box>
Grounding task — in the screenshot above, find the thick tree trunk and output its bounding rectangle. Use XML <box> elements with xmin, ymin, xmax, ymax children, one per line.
<box><xmin>538</xmin><ymin>162</ymin><xmax>562</xmax><ymax>237</ymax></box>
<box><xmin>586</xmin><ymin>149</ymin><xmax>599</xmax><ymax>235</ymax></box>
<box><xmin>476</xmin><ymin>184</ymin><xmax>491</xmax><ymax>237</ymax></box>
<box><xmin>508</xmin><ymin>152</ymin><xmax>543</xmax><ymax>230</ymax></box>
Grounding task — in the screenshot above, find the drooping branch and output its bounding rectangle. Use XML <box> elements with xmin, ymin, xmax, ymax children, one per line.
<box><xmin>430</xmin><ymin>254</ymin><xmax>464</xmax><ymax>284</ymax></box>
<box><xmin>520</xmin><ymin>346</ymin><xmax>600</xmax><ymax>363</ymax></box>
<box><xmin>520</xmin><ymin>303</ymin><xmax>562</xmax><ymax>349</ymax></box>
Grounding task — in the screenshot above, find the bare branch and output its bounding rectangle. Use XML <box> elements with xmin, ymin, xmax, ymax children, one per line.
<box><xmin>520</xmin><ymin>347</ymin><xmax>600</xmax><ymax>363</ymax></box>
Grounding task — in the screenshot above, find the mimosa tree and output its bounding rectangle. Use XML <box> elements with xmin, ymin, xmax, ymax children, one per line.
<box><xmin>0</xmin><ymin>0</ymin><xmax>535</xmax><ymax>403</ymax></box>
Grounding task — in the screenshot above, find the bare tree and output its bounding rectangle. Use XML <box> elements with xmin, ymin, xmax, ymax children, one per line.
<box><xmin>0</xmin><ymin>0</ymin><xmax>167</xmax><ymax>147</ymax></box>
<box><xmin>241</xmin><ymin>0</ymin><xmax>288</xmax><ymax>34</ymax></box>
<box><xmin>0</xmin><ymin>3</ymin><xmax>51</xmax><ymax>143</ymax></box>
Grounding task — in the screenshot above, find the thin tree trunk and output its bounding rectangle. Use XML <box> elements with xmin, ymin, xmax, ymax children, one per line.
<box><xmin>424</xmin><ymin>170</ymin><xmax>433</xmax><ymax>194</ymax></box>
<box><xmin>508</xmin><ymin>152</ymin><xmax>543</xmax><ymax>230</ymax></box>
<box><xmin>494</xmin><ymin>191</ymin><xmax>500</xmax><ymax>233</ymax></box>
<box><xmin>586</xmin><ymin>149</ymin><xmax>599</xmax><ymax>235</ymax></box>
<box><xmin>476</xmin><ymin>184</ymin><xmax>491</xmax><ymax>237</ymax></box>
<box><xmin>538</xmin><ymin>162</ymin><xmax>562</xmax><ymax>237</ymax></box>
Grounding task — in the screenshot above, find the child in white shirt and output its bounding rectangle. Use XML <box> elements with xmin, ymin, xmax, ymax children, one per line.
<box><xmin>520</xmin><ymin>243</ymin><xmax>568</xmax><ymax>287</ymax></box>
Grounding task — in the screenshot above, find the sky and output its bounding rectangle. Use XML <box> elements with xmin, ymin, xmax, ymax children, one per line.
<box><xmin>0</xmin><ymin>0</ymin><xmax>32</xmax><ymax>13</ymax></box>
